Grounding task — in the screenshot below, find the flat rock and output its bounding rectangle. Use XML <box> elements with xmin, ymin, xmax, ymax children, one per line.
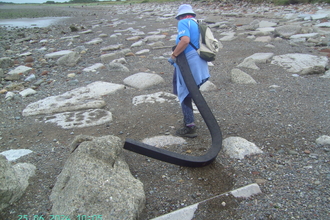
<box><xmin>44</xmin><ymin>50</ymin><xmax>73</xmax><ymax>59</ymax></box>
<box><xmin>85</xmin><ymin>38</ymin><xmax>103</xmax><ymax>45</ymax></box>
<box><xmin>275</xmin><ymin>25</ymin><xmax>301</xmax><ymax>38</ymax></box>
<box><xmin>132</xmin><ymin>92</ymin><xmax>178</xmax><ymax>105</ymax></box>
<box><xmin>271</xmin><ymin>53</ymin><xmax>328</xmax><ymax>75</ymax></box>
<box><xmin>0</xmin><ymin>149</ymin><xmax>33</xmax><ymax>161</ymax></box>
<box><xmin>39</xmin><ymin>109</ymin><xmax>113</xmax><ymax>129</ymax></box>
<box><xmin>22</xmin><ymin>81</ymin><xmax>124</xmax><ymax>116</ymax></box>
<box><xmin>289</xmin><ymin>33</ymin><xmax>319</xmax><ymax>39</ymax></box>
<box><xmin>142</xmin><ymin>135</ymin><xmax>187</xmax><ymax>148</ymax></box>
<box><xmin>237</xmin><ymin>52</ymin><xmax>274</xmax><ymax>70</ymax></box>
<box><xmin>7</xmin><ymin>65</ymin><xmax>32</xmax><ymax>75</ymax></box>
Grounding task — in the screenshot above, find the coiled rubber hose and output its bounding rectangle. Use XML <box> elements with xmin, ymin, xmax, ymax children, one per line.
<box><xmin>124</xmin><ymin>52</ymin><xmax>222</xmax><ymax>167</ymax></box>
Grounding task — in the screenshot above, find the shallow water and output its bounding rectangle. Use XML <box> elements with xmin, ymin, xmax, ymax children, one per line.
<box><xmin>0</xmin><ymin>16</ymin><xmax>70</xmax><ymax>28</ymax></box>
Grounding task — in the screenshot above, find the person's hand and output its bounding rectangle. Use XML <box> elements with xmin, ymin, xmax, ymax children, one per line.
<box><xmin>168</xmin><ymin>56</ymin><xmax>176</xmax><ymax>65</ymax></box>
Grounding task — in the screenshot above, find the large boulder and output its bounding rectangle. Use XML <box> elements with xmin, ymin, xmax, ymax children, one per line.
<box><xmin>0</xmin><ymin>155</ymin><xmax>36</xmax><ymax>211</ymax></box>
<box><xmin>50</xmin><ymin>135</ymin><xmax>145</xmax><ymax>219</ymax></box>
<box><xmin>271</xmin><ymin>53</ymin><xmax>328</xmax><ymax>75</ymax></box>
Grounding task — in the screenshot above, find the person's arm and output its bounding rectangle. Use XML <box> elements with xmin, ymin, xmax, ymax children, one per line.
<box><xmin>171</xmin><ymin>36</ymin><xmax>190</xmax><ymax>59</ymax></box>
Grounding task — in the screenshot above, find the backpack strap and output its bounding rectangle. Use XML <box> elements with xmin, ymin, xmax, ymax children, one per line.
<box><xmin>188</xmin><ymin>18</ymin><xmax>199</xmax><ymax>50</ymax></box>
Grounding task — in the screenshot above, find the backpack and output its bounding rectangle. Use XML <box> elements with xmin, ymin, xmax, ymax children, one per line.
<box><xmin>189</xmin><ymin>19</ymin><xmax>221</xmax><ymax>62</ymax></box>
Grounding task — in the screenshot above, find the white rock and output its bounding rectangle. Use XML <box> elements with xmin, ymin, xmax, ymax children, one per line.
<box><xmin>231</xmin><ymin>183</ymin><xmax>262</xmax><ymax>198</ymax></box>
<box><xmin>111</xmin><ymin>58</ymin><xmax>127</xmax><ymax>64</ymax></box>
<box><xmin>22</xmin><ymin>81</ymin><xmax>125</xmax><ymax>116</ymax></box>
<box><xmin>100</xmin><ymin>44</ymin><xmax>123</xmax><ymax>51</ymax></box>
<box><xmin>321</xmin><ymin>70</ymin><xmax>330</xmax><ymax>78</ymax></box>
<box><xmin>45</xmin><ymin>50</ymin><xmax>73</xmax><ymax>59</ymax></box>
<box><xmin>290</xmin><ymin>33</ymin><xmax>319</xmax><ymax>39</ymax></box>
<box><xmin>131</xmin><ymin>40</ymin><xmax>145</xmax><ymax>47</ymax></box>
<box><xmin>60</xmin><ymin>35</ymin><xmax>80</xmax><ymax>40</ymax></box>
<box><xmin>315</xmin><ymin>22</ymin><xmax>330</xmax><ymax>27</ymax></box>
<box><xmin>40</xmin><ymin>109</ymin><xmax>112</xmax><ymax>129</ymax></box>
<box><xmin>5</xmin><ymin>91</ymin><xmax>15</xmax><ymax>101</ymax></box>
<box><xmin>136</xmin><ymin>49</ymin><xmax>150</xmax><ymax>55</ymax></box>
<box><xmin>0</xmin><ymin>149</ymin><xmax>33</xmax><ymax>161</ymax></box>
<box><xmin>219</xmin><ymin>32</ymin><xmax>236</xmax><ymax>41</ymax></box>
<box><xmin>316</xmin><ymin>135</ymin><xmax>330</xmax><ymax>145</ymax></box>
<box><xmin>123</xmin><ymin>72</ymin><xmax>164</xmax><ymax>90</ymax></box>
<box><xmin>223</xmin><ymin>136</ymin><xmax>263</xmax><ymax>159</ymax></box>
<box><xmin>237</xmin><ymin>53</ymin><xmax>274</xmax><ymax>70</ymax></box>
<box><xmin>132</xmin><ymin>92</ymin><xmax>178</xmax><ymax>105</ymax></box>
<box><xmin>79</xmin><ymin>29</ymin><xmax>93</xmax><ymax>34</ymax></box>
<box><xmin>85</xmin><ymin>38</ymin><xmax>103</xmax><ymax>45</ymax></box>
<box><xmin>259</xmin><ymin>20</ymin><xmax>277</xmax><ymax>28</ymax></box>
<box><xmin>254</xmin><ymin>36</ymin><xmax>272</xmax><ymax>42</ymax></box>
<box><xmin>142</xmin><ymin>135</ymin><xmax>186</xmax><ymax>148</ymax></box>
<box><xmin>144</xmin><ymin>35</ymin><xmax>166</xmax><ymax>42</ymax></box>
<box><xmin>7</xmin><ymin>65</ymin><xmax>32</xmax><ymax>75</ymax></box>
<box><xmin>83</xmin><ymin>63</ymin><xmax>105</xmax><ymax>72</ymax></box>
<box><xmin>19</xmin><ymin>88</ymin><xmax>37</xmax><ymax>97</ymax></box>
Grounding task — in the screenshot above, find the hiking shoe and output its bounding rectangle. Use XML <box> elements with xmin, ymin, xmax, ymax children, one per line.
<box><xmin>176</xmin><ymin>126</ymin><xmax>197</xmax><ymax>138</ymax></box>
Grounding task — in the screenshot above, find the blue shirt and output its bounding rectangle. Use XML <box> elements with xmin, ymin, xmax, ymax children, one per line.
<box><xmin>176</xmin><ymin>18</ymin><xmax>199</xmax><ymax>53</ymax></box>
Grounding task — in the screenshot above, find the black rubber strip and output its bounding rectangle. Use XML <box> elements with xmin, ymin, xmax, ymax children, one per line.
<box><xmin>124</xmin><ymin>52</ymin><xmax>222</xmax><ymax>167</ymax></box>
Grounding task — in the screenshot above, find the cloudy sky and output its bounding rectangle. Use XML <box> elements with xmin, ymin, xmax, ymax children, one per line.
<box><xmin>2</xmin><ymin>0</ymin><xmax>70</xmax><ymax>3</ymax></box>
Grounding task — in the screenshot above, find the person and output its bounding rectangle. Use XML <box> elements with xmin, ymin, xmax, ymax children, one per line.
<box><xmin>168</xmin><ymin>4</ymin><xmax>210</xmax><ymax>138</ymax></box>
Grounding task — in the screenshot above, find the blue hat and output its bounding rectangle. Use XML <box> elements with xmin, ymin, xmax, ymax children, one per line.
<box><xmin>175</xmin><ymin>4</ymin><xmax>196</xmax><ymax>19</ymax></box>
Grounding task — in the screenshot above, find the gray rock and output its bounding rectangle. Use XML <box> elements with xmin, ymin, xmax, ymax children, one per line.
<box><xmin>50</xmin><ymin>135</ymin><xmax>145</xmax><ymax>220</ymax></box>
<box><xmin>219</xmin><ymin>32</ymin><xmax>236</xmax><ymax>41</ymax></box>
<box><xmin>56</xmin><ymin>52</ymin><xmax>81</xmax><ymax>67</ymax></box>
<box><xmin>231</xmin><ymin>69</ymin><xmax>257</xmax><ymax>84</ymax></box>
<box><xmin>106</xmin><ymin>62</ymin><xmax>129</xmax><ymax>72</ymax></box>
<box><xmin>259</xmin><ymin>20</ymin><xmax>277</xmax><ymax>28</ymax></box>
<box><xmin>271</xmin><ymin>53</ymin><xmax>328</xmax><ymax>75</ymax></box>
<box><xmin>0</xmin><ymin>57</ymin><xmax>14</xmax><ymax>69</ymax></box>
<box><xmin>0</xmin><ymin>155</ymin><xmax>36</xmax><ymax>211</ymax></box>
<box><xmin>144</xmin><ymin>35</ymin><xmax>166</xmax><ymax>42</ymax></box>
<box><xmin>200</xmin><ymin>81</ymin><xmax>217</xmax><ymax>92</ymax></box>
<box><xmin>123</xmin><ymin>72</ymin><xmax>165</xmax><ymax>90</ymax></box>
<box><xmin>275</xmin><ymin>25</ymin><xmax>302</xmax><ymax>38</ymax></box>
